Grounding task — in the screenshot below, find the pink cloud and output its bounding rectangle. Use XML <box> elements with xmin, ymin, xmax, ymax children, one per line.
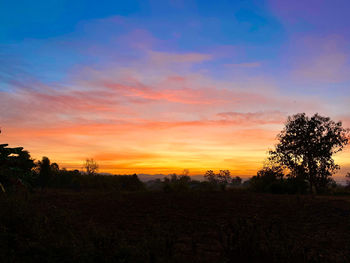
<box><xmin>0</xmin><ymin>60</ymin><xmax>324</xmax><ymax>133</ymax></box>
<box><xmin>216</xmin><ymin>111</ymin><xmax>286</xmax><ymax>125</ymax></box>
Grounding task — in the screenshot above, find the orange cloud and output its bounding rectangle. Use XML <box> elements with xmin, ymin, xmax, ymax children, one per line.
<box><xmin>216</xmin><ymin>111</ymin><xmax>285</xmax><ymax>125</ymax></box>
<box><xmin>148</xmin><ymin>50</ymin><xmax>212</xmax><ymax>64</ymax></box>
<box><xmin>1</xmin><ymin>114</ymin><xmax>281</xmax><ymax>176</ymax></box>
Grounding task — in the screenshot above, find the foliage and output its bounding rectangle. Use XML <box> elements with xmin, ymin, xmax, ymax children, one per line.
<box><xmin>45</xmin><ymin>169</ymin><xmax>144</xmax><ymax>192</ymax></box>
<box><xmin>269</xmin><ymin>113</ymin><xmax>349</xmax><ymax>193</ymax></box>
<box><xmin>204</xmin><ymin>170</ymin><xmax>236</xmax><ymax>190</ymax></box>
<box><xmin>71</xmin><ymin>173</ymin><xmax>145</xmax><ymax>191</ymax></box>
<box><xmin>7</xmin><ymin>156</ymin><xmax>144</xmax><ymax>191</ymax></box>
<box><xmin>0</xmin><ymin>144</ymin><xmax>35</xmax><ymax>192</ymax></box>
<box><xmin>144</xmin><ymin>170</ymin><xmax>242</xmax><ymax>192</ymax></box>
<box><xmin>231</xmin><ymin>176</ymin><xmax>242</xmax><ymax>186</ymax></box>
<box><xmin>249</xmin><ymin>165</ymin><xmax>308</xmax><ymax>194</ymax></box>
<box><xmin>162</xmin><ymin>173</ymin><xmax>192</xmax><ymax>192</ymax></box>
<box><xmin>83</xmin><ymin>158</ymin><xmax>99</xmax><ymax>176</ymax></box>
<box><xmin>36</xmin><ymin>156</ymin><xmax>60</xmax><ymax>188</ymax></box>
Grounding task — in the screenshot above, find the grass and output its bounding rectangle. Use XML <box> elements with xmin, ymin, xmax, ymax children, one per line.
<box><xmin>1</xmin><ymin>190</ymin><xmax>350</xmax><ymax>262</ymax></box>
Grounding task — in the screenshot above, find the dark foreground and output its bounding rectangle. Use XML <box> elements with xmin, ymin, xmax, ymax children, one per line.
<box><xmin>1</xmin><ymin>190</ymin><xmax>350</xmax><ymax>263</ymax></box>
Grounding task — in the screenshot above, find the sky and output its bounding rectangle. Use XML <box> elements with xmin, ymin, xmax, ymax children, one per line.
<box><xmin>1</xmin><ymin>0</ymin><xmax>350</xmax><ymax>177</ymax></box>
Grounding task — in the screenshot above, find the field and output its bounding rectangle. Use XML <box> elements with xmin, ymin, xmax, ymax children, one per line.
<box><xmin>1</xmin><ymin>190</ymin><xmax>350</xmax><ymax>262</ymax></box>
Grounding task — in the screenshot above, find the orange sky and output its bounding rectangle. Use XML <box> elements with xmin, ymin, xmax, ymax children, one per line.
<box><xmin>2</xmin><ymin>119</ymin><xmax>349</xmax><ymax>177</ymax></box>
<box><xmin>1</xmin><ymin>77</ymin><xmax>349</xmax><ymax>177</ymax></box>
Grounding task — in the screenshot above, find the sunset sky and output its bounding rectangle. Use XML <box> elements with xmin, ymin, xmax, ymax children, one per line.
<box><xmin>1</xmin><ymin>0</ymin><xmax>350</xmax><ymax>177</ymax></box>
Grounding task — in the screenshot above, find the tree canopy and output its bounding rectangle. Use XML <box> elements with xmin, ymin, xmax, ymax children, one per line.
<box><xmin>83</xmin><ymin>158</ymin><xmax>99</xmax><ymax>176</ymax></box>
<box><xmin>269</xmin><ymin>113</ymin><xmax>349</xmax><ymax>193</ymax></box>
<box><xmin>0</xmin><ymin>144</ymin><xmax>35</xmax><ymax>192</ymax></box>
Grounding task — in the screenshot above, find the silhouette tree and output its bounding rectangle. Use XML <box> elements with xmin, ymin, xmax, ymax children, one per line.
<box><xmin>179</xmin><ymin>169</ymin><xmax>191</xmax><ymax>184</ymax></box>
<box><xmin>217</xmin><ymin>170</ymin><xmax>231</xmax><ymax>186</ymax></box>
<box><xmin>204</xmin><ymin>170</ymin><xmax>232</xmax><ymax>190</ymax></box>
<box><xmin>182</xmin><ymin>169</ymin><xmax>190</xmax><ymax>176</ymax></box>
<box><xmin>257</xmin><ymin>165</ymin><xmax>284</xmax><ymax>180</ymax></box>
<box><xmin>162</xmin><ymin>171</ymin><xmax>192</xmax><ymax>192</ymax></box>
<box><xmin>37</xmin><ymin>157</ymin><xmax>52</xmax><ymax>188</ymax></box>
<box><xmin>0</xmin><ymin>144</ymin><xmax>35</xmax><ymax>192</ymax></box>
<box><xmin>37</xmin><ymin>157</ymin><xmax>62</xmax><ymax>188</ymax></box>
<box><xmin>269</xmin><ymin>113</ymin><xmax>349</xmax><ymax>193</ymax></box>
<box><xmin>249</xmin><ymin>165</ymin><xmax>285</xmax><ymax>193</ymax></box>
<box><xmin>0</xmin><ymin>128</ymin><xmax>35</xmax><ymax>191</ymax></box>
<box><xmin>51</xmin><ymin>162</ymin><xmax>60</xmax><ymax>175</ymax></box>
<box><xmin>231</xmin><ymin>176</ymin><xmax>242</xmax><ymax>186</ymax></box>
<box><xmin>204</xmin><ymin>170</ymin><xmax>216</xmax><ymax>184</ymax></box>
<box><xmin>84</xmin><ymin>158</ymin><xmax>99</xmax><ymax>176</ymax></box>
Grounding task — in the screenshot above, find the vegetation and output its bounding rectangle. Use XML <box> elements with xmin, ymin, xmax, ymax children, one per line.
<box><xmin>204</xmin><ymin>170</ymin><xmax>232</xmax><ymax>190</ymax></box>
<box><xmin>83</xmin><ymin>158</ymin><xmax>99</xmax><ymax>176</ymax></box>
<box><xmin>248</xmin><ymin>165</ymin><xmax>308</xmax><ymax>194</ymax></box>
<box><xmin>268</xmin><ymin>113</ymin><xmax>349</xmax><ymax>193</ymax></box>
<box><xmin>0</xmin><ymin>150</ymin><xmax>144</xmax><ymax>193</ymax></box>
<box><xmin>0</xmin><ymin>144</ymin><xmax>35</xmax><ymax>193</ymax></box>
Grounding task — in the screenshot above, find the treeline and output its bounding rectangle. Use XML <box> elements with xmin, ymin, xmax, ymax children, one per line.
<box><xmin>0</xmin><ymin>149</ymin><xmax>144</xmax><ymax>192</ymax></box>
<box><xmin>146</xmin><ymin>170</ymin><xmax>243</xmax><ymax>192</ymax></box>
<box><xmin>0</xmin><ymin>145</ymin><xmax>348</xmax><ymax>195</ymax></box>
<box><xmin>145</xmin><ymin>169</ymin><xmax>350</xmax><ymax>195</ymax></box>
<box><xmin>0</xmin><ymin>147</ymin><xmax>246</xmax><ymax>193</ymax></box>
<box><xmin>37</xmin><ymin>168</ymin><xmax>145</xmax><ymax>192</ymax></box>
<box><xmin>35</xmin><ymin>157</ymin><xmax>144</xmax><ymax>191</ymax></box>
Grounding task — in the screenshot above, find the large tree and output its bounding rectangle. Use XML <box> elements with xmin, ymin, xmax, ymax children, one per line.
<box><xmin>269</xmin><ymin>113</ymin><xmax>349</xmax><ymax>193</ymax></box>
<box><xmin>0</xmin><ymin>144</ymin><xmax>35</xmax><ymax>192</ymax></box>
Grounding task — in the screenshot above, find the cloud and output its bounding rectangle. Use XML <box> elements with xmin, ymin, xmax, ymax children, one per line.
<box><xmin>1</xmin><ymin>118</ymin><xmax>279</xmax><ymax>175</ymax></box>
<box><xmin>216</xmin><ymin>111</ymin><xmax>285</xmax><ymax>125</ymax></box>
<box><xmin>1</xmin><ymin>14</ymin><xmax>348</xmax><ymax>176</ymax></box>
<box><xmin>93</xmin><ymin>151</ymin><xmax>160</xmax><ymax>161</ymax></box>
<box><xmin>1</xmin><ymin>64</ymin><xmax>320</xmax><ymax>132</ymax></box>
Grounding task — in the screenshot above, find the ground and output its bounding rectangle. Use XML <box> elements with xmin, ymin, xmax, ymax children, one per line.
<box><xmin>1</xmin><ymin>190</ymin><xmax>350</xmax><ymax>262</ymax></box>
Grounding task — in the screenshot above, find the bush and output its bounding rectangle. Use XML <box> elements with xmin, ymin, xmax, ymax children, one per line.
<box><xmin>249</xmin><ymin>167</ymin><xmax>308</xmax><ymax>194</ymax></box>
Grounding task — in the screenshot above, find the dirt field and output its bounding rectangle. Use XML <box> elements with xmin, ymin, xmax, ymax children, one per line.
<box><xmin>1</xmin><ymin>190</ymin><xmax>350</xmax><ymax>262</ymax></box>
